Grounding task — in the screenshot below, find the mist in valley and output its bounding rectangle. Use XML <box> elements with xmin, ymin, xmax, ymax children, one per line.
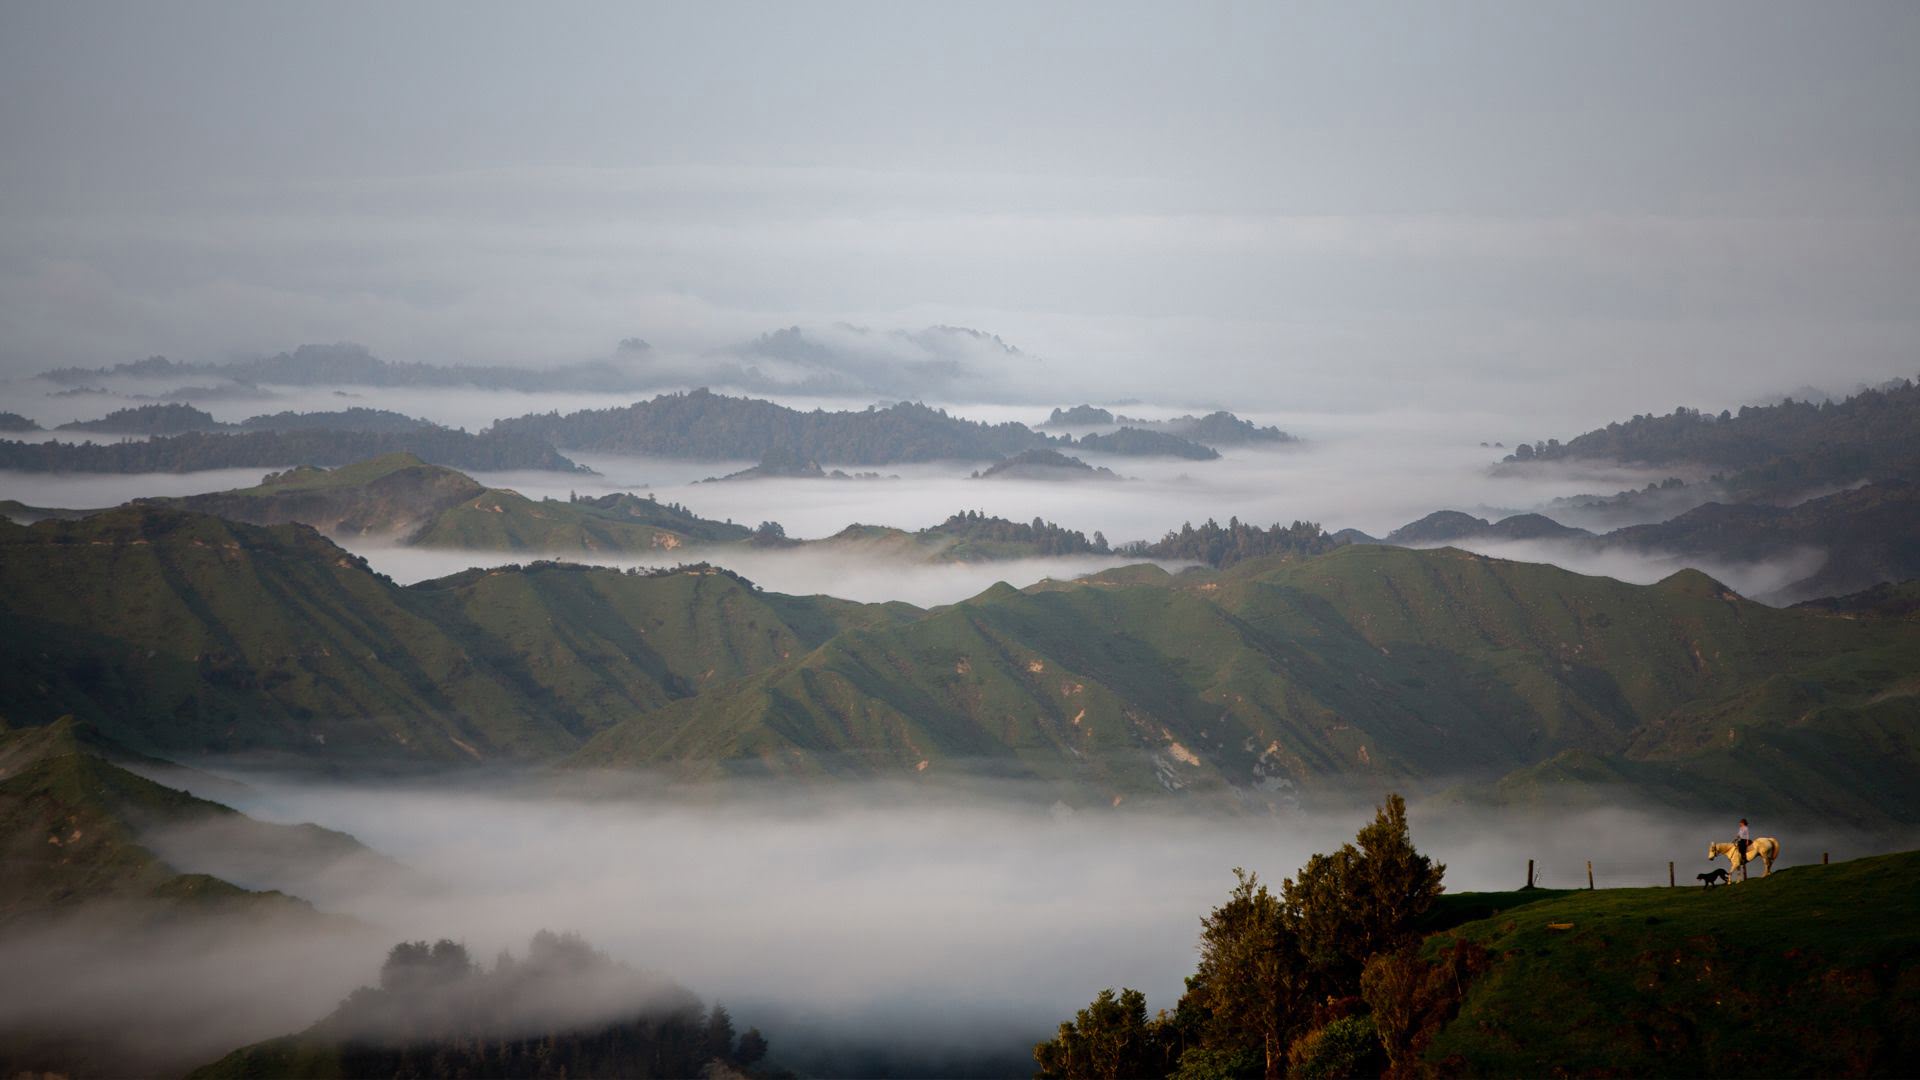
<box><xmin>7</xmin><ymin>770</ymin><xmax>1901</xmax><ymax>1075</ymax></box>
<box><xmin>1</xmin><ymin>384</ymin><xmax>1832</xmax><ymax>608</ymax></box>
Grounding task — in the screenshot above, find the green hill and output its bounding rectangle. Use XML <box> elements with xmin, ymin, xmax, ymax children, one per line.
<box><xmin>0</xmin><ymin>508</ymin><xmax>908</xmax><ymax>761</ymax></box>
<box><xmin>157</xmin><ymin>452</ymin><xmax>753</xmax><ymax>551</ymax></box>
<box><xmin>1500</xmin><ymin>377</ymin><xmax>1920</xmax><ymax>499</ymax></box>
<box><xmin>148</xmin><ymin>454</ymin><xmax>1125</xmax><ymax>560</ymax></box>
<box><xmin>0</xmin><ymin>719</ymin><xmax>388</xmax><ymax>1080</ymax></box>
<box><xmin>164</xmin><ymin>453</ymin><xmax>488</xmax><ymax>538</ymax></box>
<box><xmin>0</xmin><ymin>718</ymin><xmax>365</xmax><ymax>922</ymax></box>
<box><xmin>1423</xmin><ymin>851</ymin><xmax>1920</xmax><ymax>1075</ymax></box>
<box><xmin>493</xmin><ymin>386</ymin><xmax>1058</xmax><ymax>463</ymax></box>
<box><xmin>573</xmin><ymin>545</ymin><xmax>1920</xmax><ymax>820</ymax></box>
<box><xmin>5</xmin><ymin>505</ymin><xmax>1915</xmax><ymax>818</ymax></box>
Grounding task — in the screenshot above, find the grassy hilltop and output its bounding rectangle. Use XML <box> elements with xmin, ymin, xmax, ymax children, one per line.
<box><xmin>1424</xmin><ymin>851</ymin><xmax>1920</xmax><ymax>1075</ymax></box>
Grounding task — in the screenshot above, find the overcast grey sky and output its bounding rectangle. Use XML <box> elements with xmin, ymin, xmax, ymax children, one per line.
<box><xmin>2</xmin><ymin>1</ymin><xmax>1916</xmax><ymax>414</ymax></box>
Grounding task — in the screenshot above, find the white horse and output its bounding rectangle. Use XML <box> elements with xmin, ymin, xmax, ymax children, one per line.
<box><xmin>1708</xmin><ymin>837</ymin><xmax>1780</xmax><ymax>879</ymax></box>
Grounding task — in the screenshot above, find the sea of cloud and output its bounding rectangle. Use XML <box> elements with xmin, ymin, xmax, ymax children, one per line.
<box><xmin>64</xmin><ymin>775</ymin><xmax>1897</xmax><ymax>1075</ymax></box>
<box><xmin>0</xmin><ymin>382</ymin><xmax>1819</xmax><ymax>607</ymax></box>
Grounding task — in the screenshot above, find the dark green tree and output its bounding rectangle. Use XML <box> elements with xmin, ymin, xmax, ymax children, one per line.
<box><xmin>1034</xmin><ymin>987</ymin><xmax>1172</xmax><ymax>1080</ymax></box>
<box><xmin>1182</xmin><ymin>869</ymin><xmax>1306</xmax><ymax>1079</ymax></box>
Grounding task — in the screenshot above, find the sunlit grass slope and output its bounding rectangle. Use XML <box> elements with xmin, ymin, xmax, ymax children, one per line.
<box><xmin>1424</xmin><ymin>850</ymin><xmax>1920</xmax><ymax>1075</ymax></box>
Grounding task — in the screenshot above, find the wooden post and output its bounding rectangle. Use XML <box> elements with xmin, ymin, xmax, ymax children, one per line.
<box><xmin>1823</xmin><ymin>852</ymin><xmax>1830</xmax><ymax>865</ymax></box>
<box><xmin>1587</xmin><ymin>860</ymin><xmax>1594</xmax><ymax>890</ymax></box>
<box><xmin>1669</xmin><ymin>861</ymin><xmax>1675</xmax><ymax>888</ymax></box>
<box><xmin>1526</xmin><ymin>859</ymin><xmax>1534</xmax><ymax>889</ymax></box>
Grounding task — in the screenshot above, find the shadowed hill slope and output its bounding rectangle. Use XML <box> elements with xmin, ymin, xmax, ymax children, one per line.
<box><xmin>0</xmin><ymin>509</ymin><xmax>907</xmax><ymax>761</ymax></box>
<box><xmin>0</xmin><ymin>718</ymin><xmax>367</xmax><ymax>921</ymax></box>
<box><xmin>4</xmin><ymin>506</ymin><xmax>1914</xmax><ymax>818</ymax></box>
<box><xmin>572</xmin><ymin>545</ymin><xmax>1920</xmax><ymax>821</ymax></box>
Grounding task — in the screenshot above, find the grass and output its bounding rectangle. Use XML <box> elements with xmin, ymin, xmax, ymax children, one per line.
<box><xmin>1424</xmin><ymin>850</ymin><xmax>1920</xmax><ymax>1075</ymax></box>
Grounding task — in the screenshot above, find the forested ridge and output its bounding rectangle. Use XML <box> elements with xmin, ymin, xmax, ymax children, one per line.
<box><xmin>495</xmin><ymin>388</ymin><xmax>1057</xmax><ymax>463</ymax></box>
<box><xmin>192</xmin><ymin>933</ymin><xmax>776</xmax><ymax>1080</ymax></box>
<box><xmin>1503</xmin><ymin>377</ymin><xmax>1920</xmax><ymax>497</ymax></box>
<box><xmin>0</xmin><ymin>427</ymin><xmax>586</xmax><ymax>474</ymax></box>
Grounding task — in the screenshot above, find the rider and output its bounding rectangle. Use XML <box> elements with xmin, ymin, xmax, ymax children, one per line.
<box><xmin>1736</xmin><ymin>818</ymin><xmax>1751</xmax><ymax>873</ymax></box>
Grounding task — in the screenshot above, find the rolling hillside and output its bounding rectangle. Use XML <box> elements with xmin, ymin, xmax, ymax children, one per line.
<box><xmin>151</xmin><ymin>454</ymin><xmax>1122</xmax><ymax>560</ymax></box>
<box><xmin>4</xmin><ymin>504</ymin><xmax>1914</xmax><ymax>819</ymax></box>
<box><xmin>0</xmin><ymin>508</ymin><xmax>903</xmax><ymax>760</ymax></box>
<box><xmin>0</xmin><ymin>718</ymin><xmax>368</xmax><ymax>921</ymax></box>
<box><xmin>573</xmin><ymin>546</ymin><xmax>1920</xmax><ymax>821</ymax></box>
<box><xmin>1424</xmin><ymin>851</ymin><xmax>1920</xmax><ymax>1075</ymax></box>
<box><xmin>1377</xmin><ymin>480</ymin><xmax>1920</xmax><ymax>604</ymax></box>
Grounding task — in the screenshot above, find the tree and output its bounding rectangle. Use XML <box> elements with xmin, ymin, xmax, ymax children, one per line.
<box><xmin>1184</xmin><ymin>870</ymin><xmax>1305</xmax><ymax>1079</ymax></box>
<box><xmin>734</xmin><ymin>1027</ymin><xmax>769</xmax><ymax>1066</ymax></box>
<box><xmin>705</xmin><ymin>1003</ymin><xmax>736</xmax><ymax>1059</ymax></box>
<box><xmin>1348</xmin><ymin>794</ymin><xmax>1446</xmax><ymax>960</ymax></box>
<box><xmin>1361</xmin><ymin>939</ymin><xmax>1489</xmax><ymax>1077</ymax></box>
<box><xmin>380</xmin><ymin>939</ymin><xmax>473</xmax><ymax>992</ymax></box>
<box><xmin>1285</xmin><ymin>795</ymin><xmax>1445</xmax><ymax>995</ymax></box>
<box><xmin>1035</xmin><ymin>987</ymin><xmax>1172</xmax><ymax>1080</ymax></box>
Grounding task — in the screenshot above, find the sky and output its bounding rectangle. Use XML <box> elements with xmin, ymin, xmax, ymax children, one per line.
<box><xmin>2</xmin><ymin>1</ymin><xmax>1918</xmax><ymax>414</ymax></box>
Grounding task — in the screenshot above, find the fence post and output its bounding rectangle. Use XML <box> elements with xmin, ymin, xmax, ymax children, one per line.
<box><xmin>1823</xmin><ymin>852</ymin><xmax>1830</xmax><ymax>865</ymax></box>
<box><xmin>1526</xmin><ymin>858</ymin><xmax>1534</xmax><ymax>889</ymax></box>
<box><xmin>1587</xmin><ymin>860</ymin><xmax>1594</xmax><ymax>890</ymax></box>
<box><xmin>1669</xmin><ymin>861</ymin><xmax>1675</xmax><ymax>888</ymax></box>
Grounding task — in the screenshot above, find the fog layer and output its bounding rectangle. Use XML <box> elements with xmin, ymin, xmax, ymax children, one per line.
<box><xmin>116</xmin><ymin>777</ymin><xmax>1907</xmax><ymax>1071</ymax></box>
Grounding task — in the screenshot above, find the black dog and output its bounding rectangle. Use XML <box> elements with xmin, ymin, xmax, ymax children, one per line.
<box><xmin>1698</xmin><ymin>868</ymin><xmax>1729</xmax><ymax>888</ymax></box>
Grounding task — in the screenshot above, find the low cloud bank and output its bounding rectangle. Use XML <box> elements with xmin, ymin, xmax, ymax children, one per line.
<box><xmin>351</xmin><ymin>542</ymin><xmax>1171</xmax><ymax>606</ymax></box>
<box><xmin>67</xmin><ymin>775</ymin><xmax>1898</xmax><ymax>1074</ymax></box>
<box><xmin>1417</xmin><ymin>536</ymin><xmax>1829</xmax><ymax>603</ymax></box>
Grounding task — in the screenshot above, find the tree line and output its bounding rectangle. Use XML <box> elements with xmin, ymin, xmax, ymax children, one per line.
<box><xmin>0</xmin><ymin>428</ymin><xmax>586</xmax><ymax>474</ymax></box>
<box><xmin>196</xmin><ymin>931</ymin><xmax>779</xmax><ymax>1079</ymax></box>
<box><xmin>1502</xmin><ymin>377</ymin><xmax>1920</xmax><ymax>498</ymax></box>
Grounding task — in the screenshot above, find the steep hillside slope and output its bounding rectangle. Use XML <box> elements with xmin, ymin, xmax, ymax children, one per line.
<box><xmin>573</xmin><ymin>546</ymin><xmax>1920</xmax><ymax>814</ymax></box>
<box><xmin>0</xmin><ymin>509</ymin><xmax>897</xmax><ymax>760</ymax></box>
<box><xmin>0</xmin><ymin>719</ymin><xmax>363</xmax><ymax>921</ymax></box>
<box><xmin>0</xmin><ymin>508</ymin><xmax>575</xmax><ymax>760</ymax></box>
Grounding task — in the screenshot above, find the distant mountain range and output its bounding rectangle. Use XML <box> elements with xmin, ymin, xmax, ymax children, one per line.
<box><xmin>1357</xmin><ymin>480</ymin><xmax>1920</xmax><ymax>604</ymax></box>
<box><xmin>0</xmin><ymin>408</ymin><xmax>587</xmax><ymax>473</ymax></box>
<box><xmin>1500</xmin><ymin>376</ymin><xmax>1920</xmax><ymax>499</ymax></box>
<box><xmin>0</xmin><ymin>429</ymin><xmax>584</xmax><ymax>475</ymax></box>
<box><xmin>36</xmin><ymin>327</ymin><xmax>1040</xmax><ymax>403</ymax></box>
<box><xmin>39</xmin><ymin>344</ymin><xmax>647</xmax><ymax>394</ymax></box>
<box><xmin>492</xmin><ymin>388</ymin><xmax>1227</xmax><ymax>464</ymax></box>
<box><xmin>0</xmin><ymin>453</ymin><xmax>1345</xmax><ymax>570</ymax></box>
<box><xmin>56</xmin><ymin>404</ymin><xmax>438</xmax><ymax>436</ymax></box>
<box><xmin>3</xmin><ymin>507</ymin><xmax>1915</xmax><ymax>824</ymax></box>
<box><xmin>1041</xmin><ymin>404</ymin><xmax>1296</xmax><ymax>446</ymax></box>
